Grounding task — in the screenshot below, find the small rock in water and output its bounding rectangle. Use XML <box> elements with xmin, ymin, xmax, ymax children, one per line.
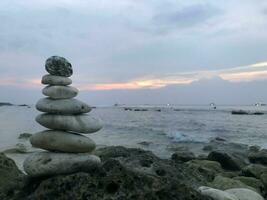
<box><xmin>198</xmin><ymin>186</ymin><xmax>238</xmax><ymax>200</ymax></box>
<box><xmin>42</xmin><ymin>85</ymin><xmax>78</xmax><ymax>99</ymax></box>
<box><xmin>225</xmin><ymin>188</ymin><xmax>264</xmax><ymax>200</ymax></box>
<box><xmin>18</xmin><ymin>133</ymin><xmax>32</xmax><ymax>139</ymax></box>
<box><xmin>36</xmin><ymin>114</ymin><xmax>103</xmax><ymax>133</ymax></box>
<box><xmin>23</xmin><ymin>152</ymin><xmax>101</xmax><ymax>177</ymax></box>
<box><xmin>36</xmin><ymin>98</ymin><xmax>91</xmax><ymax>114</ymax></box>
<box><xmin>42</xmin><ymin>74</ymin><xmax>72</xmax><ymax>86</ymax></box>
<box><xmin>30</xmin><ymin>130</ymin><xmax>96</xmax><ymax>153</ymax></box>
<box><xmin>45</xmin><ymin>56</ymin><xmax>73</xmax><ymax>77</ymax></box>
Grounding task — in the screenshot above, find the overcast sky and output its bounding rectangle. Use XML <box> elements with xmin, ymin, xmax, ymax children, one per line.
<box><xmin>1</xmin><ymin>0</ymin><xmax>267</xmax><ymax>105</ymax></box>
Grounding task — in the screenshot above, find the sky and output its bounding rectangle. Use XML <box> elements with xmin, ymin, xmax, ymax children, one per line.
<box><xmin>1</xmin><ymin>0</ymin><xmax>267</xmax><ymax>105</ymax></box>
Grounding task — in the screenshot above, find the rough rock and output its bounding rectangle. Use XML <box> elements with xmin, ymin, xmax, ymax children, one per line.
<box><xmin>36</xmin><ymin>114</ymin><xmax>103</xmax><ymax>133</ymax></box>
<box><xmin>41</xmin><ymin>74</ymin><xmax>72</xmax><ymax>86</ymax></box>
<box><xmin>207</xmin><ymin>151</ymin><xmax>245</xmax><ymax>171</ymax></box>
<box><xmin>45</xmin><ymin>56</ymin><xmax>73</xmax><ymax>77</ymax></box>
<box><xmin>233</xmin><ymin>176</ymin><xmax>264</xmax><ymax>195</ymax></box>
<box><xmin>171</xmin><ymin>150</ymin><xmax>196</xmax><ymax>162</ymax></box>
<box><xmin>242</xmin><ymin>164</ymin><xmax>267</xmax><ymax>179</ymax></box>
<box><xmin>0</xmin><ymin>153</ymin><xmax>25</xmax><ymax>199</ymax></box>
<box><xmin>30</xmin><ymin>130</ymin><xmax>96</xmax><ymax>153</ymax></box>
<box><xmin>198</xmin><ymin>186</ymin><xmax>238</xmax><ymax>200</ymax></box>
<box><xmin>209</xmin><ymin>175</ymin><xmax>255</xmax><ymax>191</ymax></box>
<box><xmin>225</xmin><ymin>188</ymin><xmax>264</xmax><ymax>200</ymax></box>
<box><xmin>185</xmin><ymin>160</ymin><xmax>223</xmax><ymax>182</ymax></box>
<box><xmin>23</xmin><ymin>152</ymin><xmax>101</xmax><ymax>177</ymax></box>
<box><xmin>42</xmin><ymin>85</ymin><xmax>78</xmax><ymax>99</ymax></box>
<box><xmin>36</xmin><ymin>98</ymin><xmax>91</xmax><ymax>114</ymax></box>
<box><xmin>249</xmin><ymin>149</ymin><xmax>267</xmax><ymax>165</ymax></box>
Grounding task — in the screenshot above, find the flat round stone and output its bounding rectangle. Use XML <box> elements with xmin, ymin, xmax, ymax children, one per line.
<box><xmin>42</xmin><ymin>74</ymin><xmax>72</xmax><ymax>86</ymax></box>
<box><xmin>42</xmin><ymin>86</ymin><xmax>78</xmax><ymax>99</ymax></box>
<box><xmin>30</xmin><ymin>130</ymin><xmax>96</xmax><ymax>153</ymax></box>
<box><xmin>36</xmin><ymin>114</ymin><xmax>103</xmax><ymax>134</ymax></box>
<box><xmin>36</xmin><ymin>98</ymin><xmax>91</xmax><ymax>114</ymax></box>
<box><xmin>23</xmin><ymin>152</ymin><xmax>101</xmax><ymax>177</ymax></box>
<box><xmin>45</xmin><ymin>56</ymin><xmax>73</xmax><ymax>77</ymax></box>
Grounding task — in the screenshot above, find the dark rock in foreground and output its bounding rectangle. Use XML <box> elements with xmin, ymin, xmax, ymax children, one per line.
<box><xmin>1</xmin><ymin>147</ymin><xmax>212</xmax><ymax>200</ymax></box>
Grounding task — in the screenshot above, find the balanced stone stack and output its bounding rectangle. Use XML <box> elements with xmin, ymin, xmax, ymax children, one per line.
<box><xmin>23</xmin><ymin>56</ymin><xmax>102</xmax><ymax>177</ymax></box>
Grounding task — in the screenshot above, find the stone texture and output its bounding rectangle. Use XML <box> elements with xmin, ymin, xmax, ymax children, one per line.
<box><xmin>36</xmin><ymin>98</ymin><xmax>91</xmax><ymax>114</ymax></box>
<box><xmin>23</xmin><ymin>152</ymin><xmax>101</xmax><ymax>177</ymax></box>
<box><xmin>36</xmin><ymin>114</ymin><xmax>103</xmax><ymax>134</ymax></box>
<box><xmin>249</xmin><ymin>149</ymin><xmax>267</xmax><ymax>165</ymax></box>
<box><xmin>42</xmin><ymin>86</ymin><xmax>78</xmax><ymax>99</ymax></box>
<box><xmin>233</xmin><ymin>176</ymin><xmax>264</xmax><ymax>195</ymax></box>
<box><xmin>41</xmin><ymin>74</ymin><xmax>72</xmax><ymax>86</ymax></box>
<box><xmin>242</xmin><ymin>164</ymin><xmax>267</xmax><ymax>179</ymax></box>
<box><xmin>171</xmin><ymin>150</ymin><xmax>196</xmax><ymax>162</ymax></box>
<box><xmin>45</xmin><ymin>56</ymin><xmax>73</xmax><ymax>77</ymax></box>
<box><xmin>225</xmin><ymin>188</ymin><xmax>264</xmax><ymax>200</ymax></box>
<box><xmin>30</xmin><ymin>130</ymin><xmax>96</xmax><ymax>153</ymax></box>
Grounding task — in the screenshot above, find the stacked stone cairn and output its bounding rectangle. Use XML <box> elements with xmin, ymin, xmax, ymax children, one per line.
<box><xmin>23</xmin><ymin>56</ymin><xmax>102</xmax><ymax>177</ymax></box>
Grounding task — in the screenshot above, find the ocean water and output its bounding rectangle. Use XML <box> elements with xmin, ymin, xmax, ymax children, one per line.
<box><xmin>0</xmin><ymin>105</ymin><xmax>267</xmax><ymax>159</ymax></box>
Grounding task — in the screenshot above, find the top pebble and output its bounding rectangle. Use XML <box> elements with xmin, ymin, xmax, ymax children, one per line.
<box><xmin>45</xmin><ymin>56</ymin><xmax>73</xmax><ymax>77</ymax></box>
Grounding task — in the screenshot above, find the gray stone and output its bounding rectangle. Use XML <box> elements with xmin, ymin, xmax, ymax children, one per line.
<box><xmin>42</xmin><ymin>74</ymin><xmax>72</xmax><ymax>86</ymax></box>
<box><xmin>198</xmin><ymin>186</ymin><xmax>238</xmax><ymax>200</ymax></box>
<box><xmin>36</xmin><ymin>98</ymin><xmax>91</xmax><ymax>114</ymax></box>
<box><xmin>23</xmin><ymin>152</ymin><xmax>101</xmax><ymax>177</ymax></box>
<box><xmin>225</xmin><ymin>188</ymin><xmax>264</xmax><ymax>200</ymax></box>
<box><xmin>30</xmin><ymin>130</ymin><xmax>96</xmax><ymax>153</ymax></box>
<box><xmin>42</xmin><ymin>86</ymin><xmax>78</xmax><ymax>99</ymax></box>
<box><xmin>36</xmin><ymin>114</ymin><xmax>103</xmax><ymax>134</ymax></box>
<box><xmin>45</xmin><ymin>56</ymin><xmax>73</xmax><ymax>77</ymax></box>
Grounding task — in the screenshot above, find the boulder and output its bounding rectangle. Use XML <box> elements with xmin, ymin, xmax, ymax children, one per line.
<box><xmin>45</xmin><ymin>56</ymin><xmax>73</xmax><ymax>77</ymax></box>
<box><xmin>249</xmin><ymin>149</ymin><xmax>267</xmax><ymax>165</ymax></box>
<box><xmin>242</xmin><ymin>164</ymin><xmax>267</xmax><ymax>179</ymax></box>
<box><xmin>30</xmin><ymin>130</ymin><xmax>96</xmax><ymax>153</ymax></box>
<box><xmin>171</xmin><ymin>150</ymin><xmax>196</xmax><ymax>162</ymax></box>
<box><xmin>36</xmin><ymin>114</ymin><xmax>103</xmax><ymax>134</ymax></box>
<box><xmin>42</xmin><ymin>85</ymin><xmax>78</xmax><ymax>99</ymax></box>
<box><xmin>198</xmin><ymin>186</ymin><xmax>238</xmax><ymax>200</ymax></box>
<box><xmin>225</xmin><ymin>188</ymin><xmax>264</xmax><ymax>200</ymax></box>
<box><xmin>23</xmin><ymin>152</ymin><xmax>101</xmax><ymax>177</ymax></box>
<box><xmin>208</xmin><ymin>151</ymin><xmax>245</xmax><ymax>171</ymax></box>
<box><xmin>41</xmin><ymin>74</ymin><xmax>72</xmax><ymax>86</ymax></box>
<box><xmin>209</xmin><ymin>175</ymin><xmax>255</xmax><ymax>191</ymax></box>
<box><xmin>36</xmin><ymin>98</ymin><xmax>91</xmax><ymax>114</ymax></box>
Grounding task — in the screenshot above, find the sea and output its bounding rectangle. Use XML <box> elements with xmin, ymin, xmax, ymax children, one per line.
<box><xmin>0</xmin><ymin>104</ymin><xmax>267</xmax><ymax>168</ymax></box>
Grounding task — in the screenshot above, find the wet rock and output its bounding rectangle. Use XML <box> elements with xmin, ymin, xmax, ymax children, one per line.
<box><xmin>242</xmin><ymin>164</ymin><xmax>267</xmax><ymax>179</ymax></box>
<box><xmin>248</xmin><ymin>149</ymin><xmax>267</xmax><ymax>165</ymax></box>
<box><xmin>18</xmin><ymin>133</ymin><xmax>32</xmax><ymax>139</ymax></box>
<box><xmin>171</xmin><ymin>150</ymin><xmax>196</xmax><ymax>162</ymax></box>
<box><xmin>233</xmin><ymin>176</ymin><xmax>264</xmax><ymax>194</ymax></box>
<box><xmin>209</xmin><ymin>175</ymin><xmax>256</xmax><ymax>191</ymax></box>
<box><xmin>45</xmin><ymin>56</ymin><xmax>73</xmax><ymax>77</ymax></box>
<box><xmin>208</xmin><ymin>151</ymin><xmax>245</xmax><ymax>171</ymax></box>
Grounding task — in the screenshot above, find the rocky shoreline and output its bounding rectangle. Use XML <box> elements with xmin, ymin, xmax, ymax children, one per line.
<box><xmin>0</xmin><ymin>138</ymin><xmax>267</xmax><ymax>200</ymax></box>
